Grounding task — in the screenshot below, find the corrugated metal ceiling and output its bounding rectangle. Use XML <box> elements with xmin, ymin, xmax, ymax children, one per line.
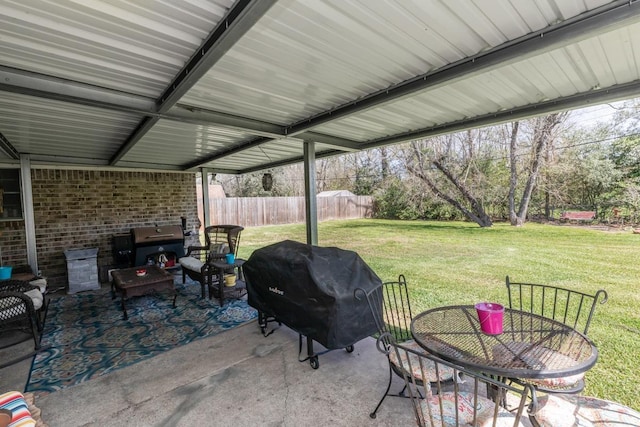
<box><xmin>1</xmin><ymin>0</ymin><xmax>640</xmax><ymax>173</ymax></box>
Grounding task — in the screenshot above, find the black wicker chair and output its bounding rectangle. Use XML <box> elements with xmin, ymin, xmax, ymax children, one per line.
<box><xmin>355</xmin><ymin>275</ymin><xmax>455</xmax><ymax>419</ymax></box>
<box><xmin>505</xmin><ymin>276</ymin><xmax>608</xmax><ymax>394</ymax></box>
<box><xmin>178</xmin><ymin>225</ymin><xmax>244</xmax><ymax>299</ymax></box>
<box><xmin>0</xmin><ymin>280</ymin><xmax>48</xmax><ymax>368</ymax></box>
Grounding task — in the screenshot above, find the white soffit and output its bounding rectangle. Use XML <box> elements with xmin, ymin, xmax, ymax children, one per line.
<box><xmin>202</xmin><ymin>138</ymin><xmax>326</xmax><ymax>172</ymax></box>
<box><xmin>1</xmin><ymin>0</ymin><xmax>639</xmax><ymax>173</ymax></box>
<box><xmin>311</xmin><ymin>18</ymin><xmax>640</xmax><ymax>144</ymax></box>
<box><xmin>0</xmin><ymin>0</ymin><xmax>234</xmax><ymax>97</ymax></box>
<box><xmin>0</xmin><ymin>91</ymin><xmax>141</xmax><ymax>163</ymax></box>
<box><xmin>179</xmin><ymin>0</ymin><xmax>615</xmax><ymax>127</ymax></box>
<box><xmin>120</xmin><ymin>119</ymin><xmax>260</xmax><ymax>169</ymax></box>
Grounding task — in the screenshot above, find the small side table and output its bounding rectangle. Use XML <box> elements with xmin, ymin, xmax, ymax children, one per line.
<box><xmin>209</xmin><ymin>259</ymin><xmax>247</xmax><ymax>305</ymax></box>
<box><xmin>111</xmin><ymin>265</ymin><xmax>176</xmax><ymax>320</ymax></box>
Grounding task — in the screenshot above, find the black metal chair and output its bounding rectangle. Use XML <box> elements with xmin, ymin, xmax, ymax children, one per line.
<box><xmin>355</xmin><ymin>275</ymin><xmax>454</xmax><ymax>419</ymax></box>
<box><xmin>505</xmin><ymin>276</ymin><xmax>608</xmax><ymax>394</ymax></box>
<box><xmin>390</xmin><ymin>338</ymin><xmax>533</xmax><ymax>427</ymax></box>
<box><xmin>178</xmin><ymin>225</ymin><xmax>244</xmax><ymax>299</ymax></box>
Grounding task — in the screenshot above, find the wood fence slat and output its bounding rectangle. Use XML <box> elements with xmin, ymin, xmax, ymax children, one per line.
<box><xmin>203</xmin><ymin>196</ymin><xmax>372</xmax><ymax>227</ymax></box>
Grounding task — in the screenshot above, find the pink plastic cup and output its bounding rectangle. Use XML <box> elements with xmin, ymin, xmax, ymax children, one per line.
<box><xmin>475</xmin><ymin>302</ymin><xmax>505</xmax><ymax>335</ymax></box>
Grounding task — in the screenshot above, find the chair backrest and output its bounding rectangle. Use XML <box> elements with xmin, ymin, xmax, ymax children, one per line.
<box><xmin>505</xmin><ymin>276</ymin><xmax>608</xmax><ymax>335</ymax></box>
<box><xmin>390</xmin><ymin>339</ymin><xmax>532</xmax><ymax>427</ymax></box>
<box><xmin>204</xmin><ymin>225</ymin><xmax>244</xmax><ymax>257</ymax></box>
<box><xmin>355</xmin><ymin>274</ymin><xmax>413</xmax><ymax>346</ymax></box>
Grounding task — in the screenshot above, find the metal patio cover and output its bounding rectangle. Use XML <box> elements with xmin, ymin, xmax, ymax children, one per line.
<box><xmin>1</xmin><ymin>0</ymin><xmax>640</xmax><ymax>174</ymax></box>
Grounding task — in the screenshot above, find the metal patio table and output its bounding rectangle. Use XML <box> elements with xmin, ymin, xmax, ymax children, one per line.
<box><xmin>410</xmin><ymin>305</ymin><xmax>598</xmax><ymax>380</ymax></box>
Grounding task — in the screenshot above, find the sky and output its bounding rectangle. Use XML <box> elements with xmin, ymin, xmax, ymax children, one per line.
<box><xmin>568</xmin><ymin>100</ymin><xmax>628</xmax><ymax>128</ymax></box>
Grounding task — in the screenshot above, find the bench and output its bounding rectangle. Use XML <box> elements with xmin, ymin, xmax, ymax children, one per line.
<box><xmin>560</xmin><ymin>211</ymin><xmax>596</xmax><ymax>223</ymax></box>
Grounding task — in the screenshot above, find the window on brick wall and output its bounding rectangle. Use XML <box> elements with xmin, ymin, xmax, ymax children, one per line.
<box><xmin>0</xmin><ymin>169</ymin><xmax>23</xmax><ymax>220</ymax></box>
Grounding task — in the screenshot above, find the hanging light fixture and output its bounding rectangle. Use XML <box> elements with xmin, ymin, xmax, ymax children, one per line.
<box><xmin>262</xmin><ymin>173</ymin><xmax>273</xmax><ymax>191</ymax></box>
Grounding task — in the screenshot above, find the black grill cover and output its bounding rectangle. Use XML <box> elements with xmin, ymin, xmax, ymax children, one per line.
<box><xmin>244</xmin><ymin>240</ymin><xmax>381</xmax><ymax>349</ymax></box>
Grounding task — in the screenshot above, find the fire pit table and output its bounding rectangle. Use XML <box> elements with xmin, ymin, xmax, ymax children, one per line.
<box><xmin>111</xmin><ymin>265</ymin><xmax>176</xmax><ymax>320</ymax></box>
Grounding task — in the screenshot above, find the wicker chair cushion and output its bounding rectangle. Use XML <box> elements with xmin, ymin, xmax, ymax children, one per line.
<box><xmin>534</xmin><ymin>394</ymin><xmax>640</xmax><ymax>427</ymax></box>
<box><xmin>420</xmin><ymin>391</ymin><xmax>526</xmax><ymax>427</ymax></box>
<box><xmin>0</xmin><ymin>391</ymin><xmax>36</xmax><ymax>427</ymax></box>
<box><xmin>493</xmin><ymin>341</ymin><xmax>584</xmax><ymax>388</ymax></box>
<box><xmin>390</xmin><ymin>340</ymin><xmax>455</xmax><ymax>383</ymax></box>
<box><xmin>525</xmin><ymin>372</ymin><xmax>584</xmax><ymax>389</ymax></box>
<box><xmin>23</xmin><ymin>289</ymin><xmax>43</xmax><ymax>311</ymax></box>
<box><xmin>28</xmin><ymin>279</ymin><xmax>47</xmax><ymax>294</ymax></box>
<box><xmin>178</xmin><ymin>256</ymin><xmax>204</xmax><ymax>272</ymax></box>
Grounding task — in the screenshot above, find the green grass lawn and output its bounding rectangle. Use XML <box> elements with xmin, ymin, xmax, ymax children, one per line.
<box><xmin>236</xmin><ymin>219</ymin><xmax>640</xmax><ymax>410</ymax></box>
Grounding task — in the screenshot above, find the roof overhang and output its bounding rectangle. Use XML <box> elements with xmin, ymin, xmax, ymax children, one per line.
<box><xmin>1</xmin><ymin>0</ymin><xmax>639</xmax><ymax>172</ymax></box>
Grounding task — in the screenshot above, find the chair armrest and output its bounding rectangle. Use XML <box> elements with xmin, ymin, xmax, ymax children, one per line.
<box><xmin>0</xmin><ymin>280</ymin><xmax>38</xmax><ymax>294</ymax></box>
<box><xmin>0</xmin><ymin>290</ymin><xmax>37</xmax><ymax>315</ymax></box>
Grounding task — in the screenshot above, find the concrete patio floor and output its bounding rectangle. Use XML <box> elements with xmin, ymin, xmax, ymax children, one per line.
<box><xmin>1</xmin><ymin>310</ymin><xmax>414</xmax><ymax>426</ymax></box>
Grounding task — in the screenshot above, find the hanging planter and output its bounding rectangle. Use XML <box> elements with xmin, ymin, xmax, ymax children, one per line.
<box><xmin>262</xmin><ymin>173</ymin><xmax>273</xmax><ymax>191</ymax></box>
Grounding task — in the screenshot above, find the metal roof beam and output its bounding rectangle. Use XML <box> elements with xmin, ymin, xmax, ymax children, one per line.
<box><xmin>297</xmin><ymin>132</ymin><xmax>362</xmax><ymax>151</ymax></box>
<box><xmin>110</xmin><ymin>0</ymin><xmax>278</xmax><ymax>165</ymax></box>
<box><xmin>168</xmin><ymin>105</ymin><xmax>284</xmax><ymax>138</ymax></box>
<box><xmin>228</xmin><ymin>80</ymin><xmax>640</xmax><ymax>174</ymax></box>
<box><xmin>0</xmin><ymin>132</ymin><xmax>20</xmax><ymax>159</ymax></box>
<box><xmin>362</xmin><ymin>80</ymin><xmax>640</xmax><ymax>149</ymax></box>
<box><xmin>0</xmin><ymin>67</ymin><xmax>291</xmax><ymax>138</ymax></box>
<box><xmin>0</xmin><ymin>66</ymin><xmax>156</xmax><ymax>112</ymax></box>
<box><xmin>158</xmin><ymin>0</ymin><xmax>278</xmax><ymax>109</ymax></box>
<box><xmin>236</xmin><ymin>148</ymin><xmax>344</xmax><ymax>174</ymax></box>
<box><xmin>181</xmin><ymin>131</ymin><xmax>361</xmax><ymax>170</ymax></box>
<box><xmin>282</xmin><ymin>0</ymin><xmax>640</xmax><ymax>137</ymax></box>
<box><xmin>182</xmin><ymin>136</ymin><xmax>274</xmax><ymax>170</ymax></box>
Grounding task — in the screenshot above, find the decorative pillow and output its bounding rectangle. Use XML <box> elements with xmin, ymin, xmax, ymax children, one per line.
<box><xmin>0</xmin><ymin>391</ymin><xmax>36</xmax><ymax>427</ymax></box>
<box><xmin>390</xmin><ymin>340</ymin><xmax>455</xmax><ymax>383</ymax></box>
<box><xmin>534</xmin><ymin>394</ymin><xmax>640</xmax><ymax>427</ymax></box>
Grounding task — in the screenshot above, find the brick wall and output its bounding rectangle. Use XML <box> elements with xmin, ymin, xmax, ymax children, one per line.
<box><xmin>0</xmin><ymin>169</ymin><xmax>198</xmax><ymax>288</ymax></box>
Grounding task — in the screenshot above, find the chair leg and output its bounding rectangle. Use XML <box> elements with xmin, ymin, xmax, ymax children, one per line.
<box><xmin>29</xmin><ymin>313</ymin><xmax>41</xmax><ymax>351</ymax></box>
<box><xmin>370</xmin><ymin>362</ymin><xmax>394</xmax><ymax>419</ymax></box>
<box><xmin>36</xmin><ymin>297</ymin><xmax>49</xmax><ymax>332</ymax></box>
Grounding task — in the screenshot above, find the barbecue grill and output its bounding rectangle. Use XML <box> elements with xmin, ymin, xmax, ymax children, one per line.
<box><xmin>243</xmin><ymin>240</ymin><xmax>381</xmax><ymax>369</ymax></box>
<box><xmin>130</xmin><ymin>225</ymin><xmax>185</xmax><ymax>267</ymax></box>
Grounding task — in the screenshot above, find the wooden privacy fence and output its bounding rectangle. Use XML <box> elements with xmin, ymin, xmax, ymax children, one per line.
<box><xmin>207</xmin><ymin>196</ymin><xmax>373</xmax><ymax>227</ymax></box>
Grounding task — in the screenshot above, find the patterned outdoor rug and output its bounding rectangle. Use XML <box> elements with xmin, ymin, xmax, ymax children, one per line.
<box><xmin>26</xmin><ymin>278</ymin><xmax>257</xmax><ymax>397</ymax></box>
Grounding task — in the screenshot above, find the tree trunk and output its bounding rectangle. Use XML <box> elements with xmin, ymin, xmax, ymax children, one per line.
<box><xmin>508</xmin><ymin>122</ymin><xmax>521</xmax><ymax>225</ymax></box>
<box><xmin>432</xmin><ymin>159</ymin><xmax>493</xmax><ymax>227</ymax></box>
<box><xmin>512</xmin><ymin>113</ymin><xmax>567</xmax><ymax>226</ymax></box>
<box><xmin>379</xmin><ymin>147</ymin><xmax>389</xmax><ymax>179</ymax></box>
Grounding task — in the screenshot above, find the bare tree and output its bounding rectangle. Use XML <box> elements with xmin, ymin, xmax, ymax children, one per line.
<box><xmin>406</xmin><ymin>138</ymin><xmax>493</xmax><ymax>227</ymax></box>
<box><xmin>508</xmin><ymin>113</ymin><xmax>568</xmax><ymax>226</ymax></box>
<box><xmin>508</xmin><ymin>122</ymin><xmax>520</xmax><ymax>225</ymax></box>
